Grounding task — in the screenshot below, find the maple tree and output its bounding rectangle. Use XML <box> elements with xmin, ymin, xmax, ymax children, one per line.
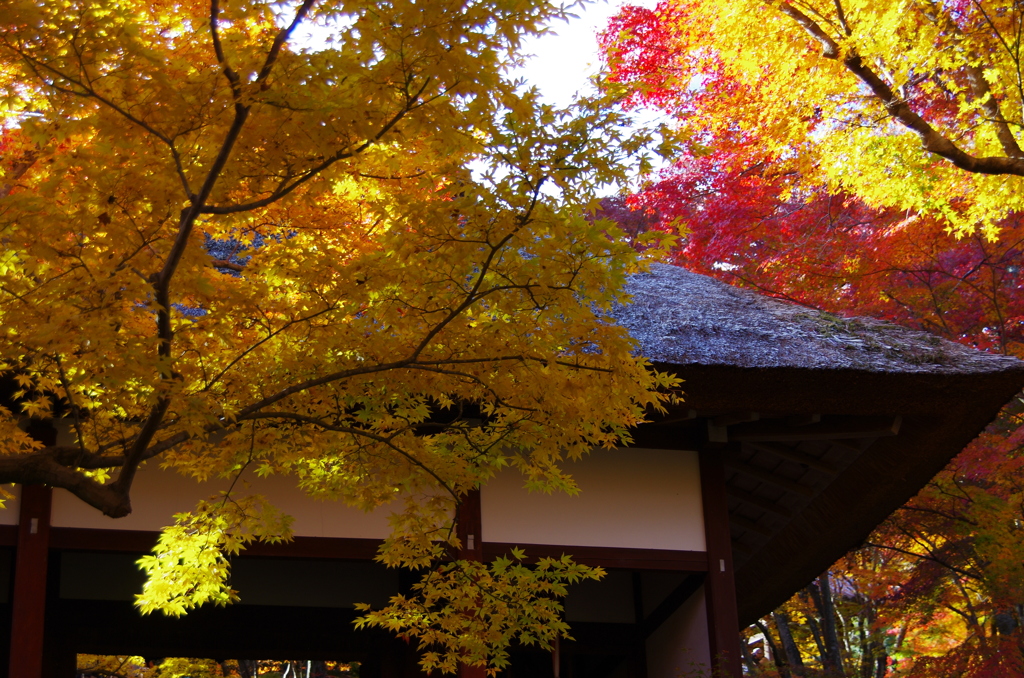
<box><xmin>600</xmin><ymin>140</ymin><xmax>1024</xmax><ymax>676</ymax></box>
<box><xmin>600</xmin><ymin>3</ymin><xmax>1024</xmax><ymax>675</ymax></box>
<box><xmin>604</xmin><ymin>136</ymin><xmax>1024</xmax><ymax>678</ymax></box>
<box><xmin>601</xmin><ymin>0</ymin><xmax>1024</xmax><ymax>235</ymax></box>
<box><xmin>0</xmin><ymin>0</ymin><xmax>675</xmax><ymax>672</ymax></box>
<box><xmin>616</xmin><ymin>145</ymin><xmax>1024</xmax><ymax>675</ymax></box>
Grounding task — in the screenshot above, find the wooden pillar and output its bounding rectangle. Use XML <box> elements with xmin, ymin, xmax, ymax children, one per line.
<box><xmin>456</xmin><ymin>489</ymin><xmax>486</xmax><ymax>678</ymax></box>
<box><xmin>629</xmin><ymin>572</ymin><xmax>648</xmax><ymax>678</ymax></box>
<box><xmin>456</xmin><ymin>488</ymin><xmax>482</xmax><ymax>563</ymax></box>
<box><xmin>9</xmin><ymin>484</ymin><xmax>53</xmax><ymax>678</ymax></box>
<box><xmin>699</xmin><ymin>448</ymin><xmax>742</xmax><ymax>678</ymax></box>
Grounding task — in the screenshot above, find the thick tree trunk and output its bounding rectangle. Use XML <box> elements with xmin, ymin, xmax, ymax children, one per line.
<box><xmin>773</xmin><ymin>611</ymin><xmax>806</xmax><ymax>677</ymax></box>
<box><xmin>237</xmin><ymin>659</ymin><xmax>257</xmax><ymax>678</ymax></box>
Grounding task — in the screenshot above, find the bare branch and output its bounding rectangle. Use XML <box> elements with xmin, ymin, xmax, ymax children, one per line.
<box><xmin>211</xmin><ymin>259</ymin><xmax>244</xmax><ymax>272</ymax></box>
<box><xmin>255</xmin><ymin>0</ymin><xmax>318</xmax><ymax>84</ymax></box>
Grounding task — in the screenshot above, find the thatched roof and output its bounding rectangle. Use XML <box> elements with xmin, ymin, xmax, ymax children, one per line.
<box><xmin>613</xmin><ymin>264</ymin><xmax>1024</xmax><ymax>625</ymax></box>
<box><xmin>618</xmin><ymin>263</ymin><xmax>1020</xmax><ymax>374</ymax></box>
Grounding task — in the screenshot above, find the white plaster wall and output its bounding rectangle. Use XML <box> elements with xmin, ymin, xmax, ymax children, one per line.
<box><xmin>646</xmin><ymin>585</ymin><xmax>711</xmax><ymax>678</ymax></box>
<box><xmin>50</xmin><ymin>465</ymin><xmax>394</xmax><ymax>539</ymax></box>
<box><xmin>0</xmin><ymin>485</ymin><xmax>20</xmax><ymax>525</ymax></box>
<box><xmin>481</xmin><ymin>447</ymin><xmax>705</xmax><ymax>551</ymax></box>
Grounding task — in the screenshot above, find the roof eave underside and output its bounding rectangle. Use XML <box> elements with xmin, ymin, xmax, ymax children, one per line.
<box><xmin>635</xmin><ymin>361</ymin><xmax>1024</xmax><ymax>626</ymax></box>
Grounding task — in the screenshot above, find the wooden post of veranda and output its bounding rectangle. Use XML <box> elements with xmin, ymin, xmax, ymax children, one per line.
<box><xmin>699</xmin><ymin>447</ymin><xmax>743</xmax><ymax>678</ymax></box>
<box><xmin>456</xmin><ymin>488</ymin><xmax>487</xmax><ymax>678</ymax></box>
<box><xmin>8</xmin><ymin>483</ymin><xmax>53</xmax><ymax>678</ymax></box>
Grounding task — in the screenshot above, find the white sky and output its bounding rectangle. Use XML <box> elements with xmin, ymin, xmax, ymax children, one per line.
<box><xmin>513</xmin><ymin>0</ymin><xmax>656</xmax><ymax>107</ymax></box>
<box><xmin>296</xmin><ymin>1</ymin><xmax>656</xmax><ymax>107</ymax></box>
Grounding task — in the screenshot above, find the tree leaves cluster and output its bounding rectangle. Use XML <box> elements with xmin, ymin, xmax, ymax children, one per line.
<box><xmin>602</xmin><ymin>0</ymin><xmax>1024</xmax><ymax>235</ymax></box>
<box><xmin>354</xmin><ymin>551</ymin><xmax>601</xmax><ymax>674</ymax></box>
<box><xmin>600</xmin><ymin>1</ymin><xmax>1024</xmax><ymax>675</ymax></box>
<box><xmin>1</xmin><ymin>0</ymin><xmax>676</xmax><ymax>672</ymax></box>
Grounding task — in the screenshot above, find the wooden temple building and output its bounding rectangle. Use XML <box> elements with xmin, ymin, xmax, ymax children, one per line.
<box><xmin>3</xmin><ymin>264</ymin><xmax>1024</xmax><ymax>677</ymax></box>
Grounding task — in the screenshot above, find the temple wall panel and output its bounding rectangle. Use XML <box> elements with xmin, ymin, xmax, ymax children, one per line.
<box><xmin>646</xmin><ymin>585</ymin><xmax>711</xmax><ymax>678</ymax></box>
<box><xmin>481</xmin><ymin>447</ymin><xmax>705</xmax><ymax>551</ymax></box>
<box><xmin>0</xmin><ymin>486</ymin><xmax>19</xmax><ymax>525</ymax></box>
<box><xmin>49</xmin><ymin>466</ymin><xmax>394</xmax><ymax>539</ymax></box>
<box><xmin>59</xmin><ymin>551</ymin><xmax>398</xmax><ymax>609</ymax></box>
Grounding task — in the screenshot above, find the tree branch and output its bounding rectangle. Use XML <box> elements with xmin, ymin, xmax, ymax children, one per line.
<box><xmin>779</xmin><ymin>2</ymin><xmax>1024</xmax><ymax>175</ymax></box>
<box><xmin>240</xmin><ymin>411</ymin><xmax>456</xmax><ymax>498</ymax></box>
<box><xmin>921</xmin><ymin>0</ymin><xmax>1023</xmax><ymax>158</ymax></box>
<box><xmin>210</xmin><ymin>0</ymin><xmax>243</xmax><ymax>97</ymax></box>
<box><xmin>0</xmin><ymin>450</ymin><xmax>130</xmax><ymax>516</ymax></box>
<box><xmin>200</xmin><ymin>77</ymin><xmax>435</xmax><ymax>215</ymax></box>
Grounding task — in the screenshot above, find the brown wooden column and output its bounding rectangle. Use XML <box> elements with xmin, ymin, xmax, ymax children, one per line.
<box><xmin>699</xmin><ymin>448</ymin><xmax>742</xmax><ymax>678</ymax></box>
<box><xmin>456</xmin><ymin>489</ymin><xmax>486</xmax><ymax>678</ymax></box>
<box><xmin>456</xmin><ymin>488</ymin><xmax>482</xmax><ymax>563</ymax></box>
<box><xmin>9</xmin><ymin>484</ymin><xmax>53</xmax><ymax>678</ymax></box>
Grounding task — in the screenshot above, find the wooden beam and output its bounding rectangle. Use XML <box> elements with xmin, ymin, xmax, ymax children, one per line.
<box><xmin>456</xmin><ymin>488</ymin><xmax>482</xmax><ymax>562</ymax></box>
<box><xmin>827</xmin><ymin>438</ymin><xmax>874</xmax><ymax>455</ymax></box>
<box><xmin>723</xmin><ymin>456</ymin><xmax>817</xmax><ymax>498</ymax></box>
<box><xmin>481</xmin><ymin>542</ymin><xmax>708</xmax><ymax>571</ymax></box>
<box><xmin>653</xmin><ymin>408</ymin><xmax>698</xmax><ymax>425</ymax></box>
<box><xmin>708</xmin><ymin>420</ymin><xmax>728</xmax><ymax>444</ymax></box>
<box><xmin>9</xmin><ymin>484</ymin><xmax>52</xmax><ymax>678</ymax></box>
<box><xmin>700</xmin><ymin>448</ymin><xmax>743</xmax><ymax>678</ymax></box>
<box><xmin>713</xmin><ymin>412</ymin><xmax>760</xmax><ymax>427</ymax></box>
<box><xmin>786</xmin><ymin>413</ymin><xmax>821</xmax><ymax>427</ymax></box>
<box><xmin>729</xmin><ymin>415</ymin><xmax>902</xmax><ymax>442</ymax></box>
<box><xmin>746</xmin><ymin>441</ymin><xmax>840</xmax><ymax>475</ymax></box>
<box><xmin>641</xmin><ymin>573</ymin><xmax>706</xmax><ymax>638</ymax></box>
<box><xmin>730</xmin><ymin>514</ymin><xmax>774</xmax><ymax>538</ymax></box>
<box><xmin>725</xmin><ymin>486</ymin><xmax>794</xmax><ymax>519</ymax></box>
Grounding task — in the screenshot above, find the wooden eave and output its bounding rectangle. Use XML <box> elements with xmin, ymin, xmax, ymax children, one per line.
<box><xmin>630</xmin><ymin>361</ymin><xmax>1024</xmax><ymax>626</ymax></box>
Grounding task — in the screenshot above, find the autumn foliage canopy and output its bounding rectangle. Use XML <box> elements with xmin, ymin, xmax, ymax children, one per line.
<box><xmin>601</xmin><ymin>0</ymin><xmax>1024</xmax><ymax>675</ymax></box>
<box><xmin>0</xmin><ymin>0</ymin><xmax>675</xmax><ymax>672</ymax></box>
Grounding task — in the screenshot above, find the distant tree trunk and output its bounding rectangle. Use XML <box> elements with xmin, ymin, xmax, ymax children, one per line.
<box><xmin>874</xmin><ymin>653</ymin><xmax>888</xmax><ymax>678</ymax></box>
<box><xmin>803</xmin><ymin>607</ymin><xmax>828</xmax><ymax>666</ymax></box>
<box><xmin>237</xmin><ymin>660</ymin><xmax>258</xmax><ymax>678</ymax></box>
<box><xmin>755</xmin><ymin>619</ymin><xmax>791</xmax><ymax>678</ymax></box>
<box><xmin>773</xmin><ymin>611</ymin><xmax>807</xmax><ymax>677</ymax></box>
<box><xmin>854</xmin><ymin>600</ymin><xmax>888</xmax><ymax>678</ymax></box>
<box><xmin>808</xmin><ymin>576</ymin><xmax>846</xmax><ymax>677</ymax></box>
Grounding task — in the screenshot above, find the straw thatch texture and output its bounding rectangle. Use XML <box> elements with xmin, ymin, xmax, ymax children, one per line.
<box><xmin>618</xmin><ymin>263</ymin><xmax>1020</xmax><ymax>374</ymax></box>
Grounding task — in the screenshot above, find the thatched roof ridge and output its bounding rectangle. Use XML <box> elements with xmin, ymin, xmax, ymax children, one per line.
<box><xmin>616</xmin><ymin>263</ymin><xmax>1020</xmax><ymax>374</ymax></box>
